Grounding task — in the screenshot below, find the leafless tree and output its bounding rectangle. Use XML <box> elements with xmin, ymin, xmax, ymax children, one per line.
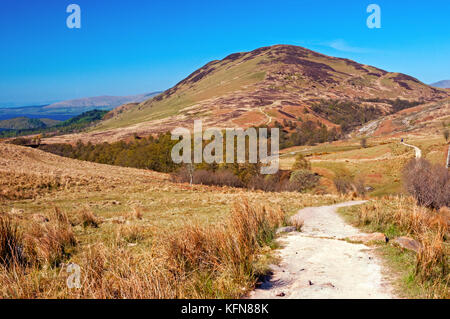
<box><xmin>403</xmin><ymin>158</ymin><xmax>450</xmax><ymax>209</ymax></box>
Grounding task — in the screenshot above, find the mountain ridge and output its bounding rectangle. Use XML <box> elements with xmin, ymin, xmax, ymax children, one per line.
<box><xmin>44</xmin><ymin>92</ymin><xmax>162</xmax><ymax>109</ymax></box>
<box><xmin>43</xmin><ymin>44</ymin><xmax>449</xmax><ymax>144</ymax></box>
<box><xmin>431</xmin><ymin>80</ymin><xmax>450</xmax><ymax>89</ymax></box>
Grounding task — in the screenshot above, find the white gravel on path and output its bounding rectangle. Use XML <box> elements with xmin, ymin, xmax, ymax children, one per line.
<box><xmin>248</xmin><ymin>201</ymin><xmax>396</xmax><ymax>299</ymax></box>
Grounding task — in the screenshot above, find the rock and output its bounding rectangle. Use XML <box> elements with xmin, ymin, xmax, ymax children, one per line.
<box><xmin>10</xmin><ymin>208</ymin><xmax>24</xmax><ymax>215</ymax></box>
<box><xmin>392</xmin><ymin>237</ymin><xmax>422</xmax><ymax>253</ymax></box>
<box><xmin>276</xmin><ymin>226</ymin><xmax>297</xmax><ymax>234</ymax></box>
<box><xmin>349</xmin><ymin>232</ymin><xmax>388</xmax><ymax>243</ymax></box>
<box><xmin>32</xmin><ymin>214</ymin><xmax>49</xmax><ymax>223</ymax></box>
<box><xmin>308</xmin><ymin>280</ymin><xmax>314</xmax><ymax>286</ymax></box>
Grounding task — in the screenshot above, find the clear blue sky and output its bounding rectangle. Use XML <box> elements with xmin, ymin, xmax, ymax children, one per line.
<box><xmin>1</xmin><ymin>0</ymin><xmax>449</xmax><ymax>106</ymax></box>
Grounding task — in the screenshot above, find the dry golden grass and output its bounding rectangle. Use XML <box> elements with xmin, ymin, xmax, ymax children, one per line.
<box><xmin>0</xmin><ymin>197</ymin><xmax>300</xmax><ymax>298</ymax></box>
<box><xmin>0</xmin><ymin>142</ymin><xmax>169</xmax><ymax>203</ymax></box>
<box><xmin>0</xmin><ymin>142</ymin><xmax>341</xmax><ymax>298</ymax></box>
<box><xmin>340</xmin><ymin>196</ymin><xmax>449</xmax><ymax>298</ymax></box>
<box><xmin>80</xmin><ymin>210</ymin><xmax>100</xmax><ymax>228</ymax></box>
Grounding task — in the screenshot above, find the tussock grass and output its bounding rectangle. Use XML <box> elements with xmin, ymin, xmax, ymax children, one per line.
<box><xmin>290</xmin><ymin>217</ymin><xmax>304</xmax><ymax>232</ymax></box>
<box><xmin>165</xmin><ymin>199</ymin><xmax>287</xmax><ymax>298</ymax></box>
<box><xmin>340</xmin><ymin>196</ymin><xmax>449</xmax><ymax>298</ymax></box>
<box><xmin>0</xmin><ymin>141</ymin><xmax>341</xmax><ymax>298</ymax></box>
<box><xmin>25</xmin><ymin>219</ymin><xmax>77</xmax><ymax>267</ymax></box>
<box><xmin>80</xmin><ymin>210</ymin><xmax>100</xmax><ymax>228</ymax></box>
<box><xmin>0</xmin><ymin>216</ymin><xmax>27</xmax><ymax>268</ymax></box>
<box><xmin>0</xmin><ymin>198</ymin><xmax>300</xmax><ymax>298</ymax></box>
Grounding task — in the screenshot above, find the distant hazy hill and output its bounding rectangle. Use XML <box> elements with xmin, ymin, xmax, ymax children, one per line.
<box><xmin>0</xmin><ymin>110</ymin><xmax>110</xmax><ymax>138</ymax></box>
<box><xmin>0</xmin><ymin>92</ymin><xmax>162</xmax><ymax>122</ymax></box>
<box><xmin>431</xmin><ymin>80</ymin><xmax>450</xmax><ymax>89</ymax></box>
<box><xmin>0</xmin><ymin>117</ymin><xmax>60</xmax><ymax>130</ymax></box>
<box><xmin>44</xmin><ymin>92</ymin><xmax>162</xmax><ymax>110</ymax></box>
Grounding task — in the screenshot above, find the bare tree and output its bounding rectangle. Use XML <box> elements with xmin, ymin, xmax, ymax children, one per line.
<box><xmin>360</xmin><ymin>137</ymin><xmax>368</xmax><ymax>148</ymax></box>
<box><xmin>403</xmin><ymin>158</ymin><xmax>450</xmax><ymax>209</ymax></box>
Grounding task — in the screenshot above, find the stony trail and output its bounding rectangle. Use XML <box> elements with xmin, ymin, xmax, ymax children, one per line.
<box><xmin>402</xmin><ymin>142</ymin><xmax>422</xmax><ymax>158</ymax></box>
<box><xmin>248</xmin><ymin>201</ymin><xmax>396</xmax><ymax>299</ymax></box>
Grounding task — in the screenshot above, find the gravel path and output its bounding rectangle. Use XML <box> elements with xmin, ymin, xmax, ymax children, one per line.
<box><xmin>402</xmin><ymin>142</ymin><xmax>422</xmax><ymax>158</ymax></box>
<box><xmin>248</xmin><ymin>201</ymin><xmax>395</xmax><ymax>299</ymax></box>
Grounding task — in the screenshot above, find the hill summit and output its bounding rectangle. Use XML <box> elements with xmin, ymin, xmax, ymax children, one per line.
<box><xmin>47</xmin><ymin>45</ymin><xmax>449</xmax><ymax>143</ymax></box>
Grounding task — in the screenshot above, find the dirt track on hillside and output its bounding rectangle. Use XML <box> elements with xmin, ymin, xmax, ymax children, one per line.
<box><xmin>401</xmin><ymin>142</ymin><xmax>422</xmax><ymax>158</ymax></box>
<box><xmin>248</xmin><ymin>201</ymin><xmax>395</xmax><ymax>299</ymax></box>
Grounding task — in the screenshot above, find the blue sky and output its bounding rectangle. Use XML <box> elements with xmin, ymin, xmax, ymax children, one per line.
<box><xmin>0</xmin><ymin>0</ymin><xmax>449</xmax><ymax>106</ymax></box>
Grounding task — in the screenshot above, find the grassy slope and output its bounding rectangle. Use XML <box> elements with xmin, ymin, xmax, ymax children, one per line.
<box><xmin>0</xmin><ymin>142</ymin><xmax>341</xmax><ymax>298</ymax></box>
<box><xmin>280</xmin><ymin>135</ymin><xmax>449</xmax><ymax>197</ymax></box>
<box><xmin>95</xmin><ymin>45</ymin><xmax>446</xmax><ymax>132</ymax></box>
<box><xmin>96</xmin><ymin>56</ymin><xmax>267</xmax><ymax>130</ymax></box>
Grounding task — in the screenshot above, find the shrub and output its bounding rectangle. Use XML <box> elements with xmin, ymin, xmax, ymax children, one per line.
<box><xmin>172</xmin><ymin>168</ymin><xmax>243</xmax><ymax>188</ymax></box>
<box><xmin>444</xmin><ymin>129</ymin><xmax>449</xmax><ymax>142</ymax></box>
<box><xmin>194</xmin><ymin>169</ymin><xmax>243</xmax><ymax>187</ymax></box>
<box><xmin>289</xmin><ymin>169</ymin><xmax>320</xmax><ymax>191</ymax></box>
<box><xmin>403</xmin><ymin>159</ymin><xmax>450</xmax><ymax>210</ymax></box>
<box><xmin>26</xmin><ymin>218</ymin><xmax>77</xmax><ymax>266</ymax></box>
<box><xmin>347</xmin><ymin>197</ymin><xmax>449</xmax><ymax>297</ymax></box>
<box><xmin>211</xmin><ymin>170</ymin><xmax>243</xmax><ymax>187</ymax></box>
<box><xmin>333</xmin><ymin>173</ymin><xmax>366</xmax><ymax>196</ymax></box>
<box><xmin>81</xmin><ymin>210</ymin><xmax>100</xmax><ymax>228</ymax></box>
<box><xmin>292</xmin><ymin>154</ymin><xmax>311</xmax><ymax>170</ymax></box>
<box><xmin>166</xmin><ymin>199</ymin><xmax>287</xmax><ymax>297</ymax></box>
<box><xmin>353</xmin><ymin>177</ymin><xmax>367</xmax><ymax>196</ymax></box>
<box><xmin>170</xmin><ymin>166</ymin><xmax>193</xmax><ymax>184</ymax></box>
<box><xmin>333</xmin><ymin>173</ymin><xmax>354</xmax><ymax>194</ymax></box>
<box><xmin>247</xmin><ymin>175</ymin><xmax>278</xmax><ymax>192</ymax></box>
<box><xmin>360</xmin><ymin>137</ymin><xmax>368</xmax><ymax>148</ymax></box>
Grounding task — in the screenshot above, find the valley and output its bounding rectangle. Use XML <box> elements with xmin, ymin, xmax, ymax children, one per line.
<box><xmin>1</xmin><ymin>44</ymin><xmax>449</xmax><ymax>299</ymax></box>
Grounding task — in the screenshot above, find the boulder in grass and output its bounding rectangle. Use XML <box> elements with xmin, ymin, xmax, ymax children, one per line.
<box><xmin>32</xmin><ymin>214</ymin><xmax>50</xmax><ymax>223</ymax></box>
<box><xmin>276</xmin><ymin>226</ymin><xmax>297</xmax><ymax>234</ymax></box>
<box><xmin>349</xmin><ymin>232</ymin><xmax>388</xmax><ymax>244</ymax></box>
<box><xmin>10</xmin><ymin>208</ymin><xmax>24</xmax><ymax>215</ymax></box>
<box><xmin>392</xmin><ymin>236</ymin><xmax>422</xmax><ymax>253</ymax></box>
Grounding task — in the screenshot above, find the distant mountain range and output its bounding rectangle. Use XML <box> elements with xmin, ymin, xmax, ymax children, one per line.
<box><xmin>431</xmin><ymin>80</ymin><xmax>450</xmax><ymax>88</ymax></box>
<box><xmin>44</xmin><ymin>92</ymin><xmax>161</xmax><ymax>109</ymax></box>
<box><xmin>0</xmin><ymin>92</ymin><xmax>162</xmax><ymax>121</ymax></box>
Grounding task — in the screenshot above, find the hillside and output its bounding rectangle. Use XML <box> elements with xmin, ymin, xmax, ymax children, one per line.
<box><xmin>0</xmin><ymin>117</ymin><xmax>60</xmax><ymax>130</ymax></box>
<box><xmin>357</xmin><ymin>98</ymin><xmax>450</xmax><ymax>137</ymax></box>
<box><xmin>43</xmin><ymin>45</ymin><xmax>447</xmax><ymax>144</ymax></box>
<box><xmin>0</xmin><ymin>141</ymin><xmax>341</xmax><ymax>298</ymax></box>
